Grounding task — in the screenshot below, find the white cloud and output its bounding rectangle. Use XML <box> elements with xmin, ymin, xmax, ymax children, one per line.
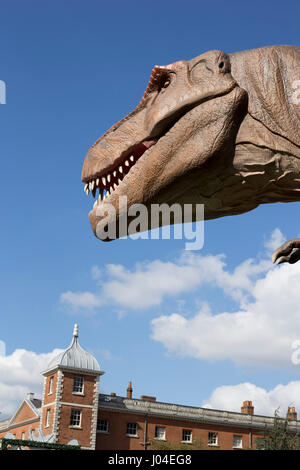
<box><xmin>60</xmin><ymin>231</ymin><xmax>275</xmax><ymax>311</ymax></box>
<box><xmin>264</xmin><ymin>227</ymin><xmax>286</xmax><ymax>253</ymax></box>
<box><xmin>0</xmin><ymin>340</ymin><xmax>5</xmax><ymax>357</ymax></box>
<box><xmin>60</xmin><ymin>291</ymin><xmax>103</xmax><ymax>311</ymax></box>
<box><xmin>151</xmin><ymin>258</ymin><xmax>300</xmax><ymax>368</ymax></box>
<box><xmin>91</xmin><ymin>265</ymin><xmax>102</xmax><ymax>280</ymax></box>
<box><xmin>60</xmin><ymin>229</ymin><xmax>300</xmax><ymax>369</ymax></box>
<box><xmin>0</xmin><ymin>348</ymin><xmax>63</xmax><ymax>419</ymax></box>
<box><xmin>203</xmin><ymin>381</ymin><xmax>300</xmax><ymax>417</ymax></box>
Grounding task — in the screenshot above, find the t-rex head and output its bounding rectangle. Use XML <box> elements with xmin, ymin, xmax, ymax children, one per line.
<box><xmin>82</xmin><ymin>50</ymin><xmax>247</xmax><ymax>240</ymax></box>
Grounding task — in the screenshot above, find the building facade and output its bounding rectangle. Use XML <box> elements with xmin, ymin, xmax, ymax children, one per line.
<box><xmin>0</xmin><ymin>325</ymin><xmax>299</xmax><ymax>450</ymax></box>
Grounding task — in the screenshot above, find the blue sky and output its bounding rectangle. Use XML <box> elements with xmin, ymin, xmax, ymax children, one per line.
<box><xmin>1</xmin><ymin>0</ymin><xmax>300</xmax><ymax>419</ymax></box>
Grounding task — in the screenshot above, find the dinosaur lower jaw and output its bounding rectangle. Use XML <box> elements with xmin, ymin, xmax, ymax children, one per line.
<box><xmin>83</xmin><ymin>138</ymin><xmax>158</xmax><ymax>209</ymax></box>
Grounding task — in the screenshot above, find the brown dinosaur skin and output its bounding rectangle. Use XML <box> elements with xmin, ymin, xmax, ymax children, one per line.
<box><xmin>81</xmin><ymin>45</ymin><xmax>300</xmax><ymax>264</ymax></box>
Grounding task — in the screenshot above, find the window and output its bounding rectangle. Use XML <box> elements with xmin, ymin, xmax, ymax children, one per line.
<box><xmin>182</xmin><ymin>429</ymin><xmax>192</xmax><ymax>443</ymax></box>
<box><xmin>70</xmin><ymin>409</ymin><xmax>81</xmax><ymax>427</ymax></box>
<box><xmin>45</xmin><ymin>409</ymin><xmax>51</xmax><ymax>428</ymax></box>
<box><xmin>208</xmin><ymin>432</ymin><xmax>218</xmax><ymax>446</ymax></box>
<box><xmin>73</xmin><ymin>376</ymin><xmax>84</xmax><ymax>394</ymax></box>
<box><xmin>233</xmin><ymin>435</ymin><xmax>243</xmax><ymax>449</ymax></box>
<box><xmin>155</xmin><ymin>426</ymin><xmax>166</xmax><ymax>440</ymax></box>
<box><xmin>48</xmin><ymin>376</ymin><xmax>54</xmax><ymax>395</ymax></box>
<box><xmin>126</xmin><ymin>422</ymin><xmax>138</xmax><ymax>436</ymax></box>
<box><xmin>97</xmin><ymin>419</ymin><xmax>109</xmax><ymax>433</ymax></box>
<box><xmin>21</xmin><ymin>432</ymin><xmax>25</xmax><ymax>440</ymax></box>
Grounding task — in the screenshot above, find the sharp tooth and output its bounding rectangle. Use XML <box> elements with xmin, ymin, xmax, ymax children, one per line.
<box><xmin>125</xmin><ymin>160</ymin><xmax>129</xmax><ymax>167</ymax></box>
<box><xmin>130</xmin><ymin>155</ymin><xmax>134</xmax><ymax>162</ymax></box>
<box><xmin>89</xmin><ymin>182</ymin><xmax>93</xmax><ymax>190</ymax></box>
<box><xmin>118</xmin><ymin>179</ymin><xmax>121</xmax><ymax>184</ymax></box>
<box><xmin>84</xmin><ymin>184</ymin><xmax>88</xmax><ymax>192</ymax></box>
<box><xmin>114</xmin><ymin>183</ymin><xmax>117</xmax><ymax>190</ymax></box>
<box><xmin>96</xmin><ymin>178</ymin><xmax>99</xmax><ymax>186</ymax></box>
<box><xmin>85</xmin><ymin>188</ymin><xmax>90</xmax><ymax>195</ymax></box>
<box><xmin>107</xmin><ymin>174</ymin><xmax>111</xmax><ymax>183</ymax></box>
<box><xmin>113</xmin><ymin>171</ymin><xmax>117</xmax><ymax>177</ymax></box>
<box><xmin>119</xmin><ymin>166</ymin><xmax>123</xmax><ymax>174</ymax></box>
<box><xmin>91</xmin><ymin>180</ymin><xmax>95</xmax><ymax>190</ymax></box>
<box><xmin>102</xmin><ymin>177</ymin><xmax>106</xmax><ymax>186</ymax></box>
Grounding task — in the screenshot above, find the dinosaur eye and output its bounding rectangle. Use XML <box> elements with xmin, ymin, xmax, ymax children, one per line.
<box><xmin>162</xmin><ymin>78</ymin><xmax>170</xmax><ymax>88</ymax></box>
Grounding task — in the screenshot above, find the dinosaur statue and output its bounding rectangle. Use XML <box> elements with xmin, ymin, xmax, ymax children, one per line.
<box><xmin>81</xmin><ymin>45</ymin><xmax>300</xmax><ymax>264</ymax></box>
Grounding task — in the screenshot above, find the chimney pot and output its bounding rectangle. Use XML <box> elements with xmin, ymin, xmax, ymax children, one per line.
<box><xmin>140</xmin><ymin>395</ymin><xmax>156</xmax><ymax>402</ymax></box>
<box><xmin>241</xmin><ymin>400</ymin><xmax>254</xmax><ymax>415</ymax></box>
<box><xmin>127</xmin><ymin>381</ymin><xmax>133</xmax><ymax>399</ymax></box>
<box><xmin>287</xmin><ymin>406</ymin><xmax>297</xmax><ymax>421</ymax></box>
<box><xmin>27</xmin><ymin>392</ymin><xmax>34</xmax><ymax>401</ymax></box>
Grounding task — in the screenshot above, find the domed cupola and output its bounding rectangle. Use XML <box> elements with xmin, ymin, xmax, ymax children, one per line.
<box><xmin>46</xmin><ymin>324</ymin><xmax>101</xmax><ymax>373</ymax></box>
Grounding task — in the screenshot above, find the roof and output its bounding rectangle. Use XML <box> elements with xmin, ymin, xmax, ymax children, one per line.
<box><xmin>30</xmin><ymin>398</ymin><xmax>42</xmax><ymax>410</ymax></box>
<box><xmin>98</xmin><ymin>394</ymin><xmax>300</xmax><ymax>432</ymax></box>
<box><xmin>45</xmin><ymin>324</ymin><xmax>101</xmax><ymax>373</ymax></box>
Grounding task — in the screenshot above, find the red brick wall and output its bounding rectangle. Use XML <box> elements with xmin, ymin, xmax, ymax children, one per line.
<box><xmin>55</xmin><ymin>372</ymin><xmax>97</xmax><ymax>447</ymax></box>
<box><xmin>12</xmin><ymin>403</ymin><xmax>36</xmax><ymax>424</ymax></box>
<box><xmin>57</xmin><ymin>405</ymin><xmax>93</xmax><ymax>447</ymax></box>
<box><xmin>60</xmin><ymin>372</ymin><xmax>95</xmax><ymax>406</ymax></box>
<box><xmin>43</xmin><ymin>374</ymin><xmax>58</xmax><ymax>406</ymax></box>
<box><xmin>0</xmin><ymin>419</ymin><xmax>40</xmax><ymax>440</ymax></box>
<box><xmin>41</xmin><ymin>404</ymin><xmax>56</xmax><ymax>435</ymax></box>
<box><xmin>95</xmin><ymin>409</ymin><xmax>263</xmax><ymax>450</ymax></box>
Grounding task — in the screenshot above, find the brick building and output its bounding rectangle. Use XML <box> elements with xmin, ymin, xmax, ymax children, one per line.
<box><xmin>0</xmin><ymin>325</ymin><xmax>299</xmax><ymax>450</ymax></box>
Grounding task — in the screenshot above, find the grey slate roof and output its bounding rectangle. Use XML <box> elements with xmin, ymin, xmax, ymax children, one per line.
<box><xmin>30</xmin><ymin>398</ymin><xmax>42</xmax><ymax>410</ymax></box>
<box><xmin>98</xmin><ymin>394</ymin><xmax>300</xmax><ymax>432</ymax></box>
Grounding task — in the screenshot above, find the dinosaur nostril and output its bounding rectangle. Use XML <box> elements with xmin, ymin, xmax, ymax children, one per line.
<box><xmin>219</xmin><ymin>61</ymin><xmax>224</xmax><ymax>69</ymax></box>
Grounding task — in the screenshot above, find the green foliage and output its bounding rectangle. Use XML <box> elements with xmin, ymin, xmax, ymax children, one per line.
<box><xmin>0</xmin><ymin>437</ymin><xmax>80</xmax><ymax>450</ymax></box>
<box><xmin>255</xmin><ymin>408</ymin><xmax>300</xmax><ymax>450</ymax></box>
<box><xmin>150</xmin><ymin>437</ymin><xmax>206</xmax><ymax>450</ymax></box>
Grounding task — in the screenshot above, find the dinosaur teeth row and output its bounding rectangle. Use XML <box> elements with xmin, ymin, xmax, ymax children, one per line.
<box><xmin>83</xmin><ymin>155</ymin><xmax>136</xmax><ymax>202</ymax></box>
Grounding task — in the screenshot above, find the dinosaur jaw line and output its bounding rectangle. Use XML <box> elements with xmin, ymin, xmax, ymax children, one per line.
<box><xmin>82</xmin><ymin>138</ymin><xmax>158</xmax><ymax>211</ymax></box>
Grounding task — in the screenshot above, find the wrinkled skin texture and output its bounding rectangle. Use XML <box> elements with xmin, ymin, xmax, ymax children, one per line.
<box><xmin>82</xmin><ymin>45</ymin><xmax>300</xmax><ymax>264</ymax></box>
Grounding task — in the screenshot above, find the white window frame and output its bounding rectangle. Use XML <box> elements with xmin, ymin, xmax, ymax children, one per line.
<box><xmin>97</xmin><ymin>418</ymin><xmax>109</xmax><ymax>433</ymax></box>
<box><xmin>126</xmin><ymin>422</ymin><xmax>138</xmax><ymax>437</ymax></box>
<box><xmin>73</xmin><ymin>376</ymin><xmax>84</xmax><ymax>395</ymax></box>
<box><xmin>48</xmin><ymin>376</ymin><xmax>54</xmax><ymax>395</ymax></box>
<box><xmin>45</xmin><ymin>408</ymin><xmax>51</xmax><ymax>428</ymax></box>
<box><xmin>70</xmin><ymin>409</ymin><xmax>82</xmax><ymax>428</ymax></box>
<box><xmin>233</xmin><ymin>435</ymin><xmax>243</xmax><ymax>449</ymax></box>
<box><xmin>155</xmin><ymin>426</ymin><xmax>166</xmax><ymax>440</ymax></box>
<box><xmin>182</xmin><ymin>429</ymin><xmax>192</xmax><ymax>443</ymax></box>
<box><xmin>208</xmin><ymin>432</ymin><xmax>218</xmax><ymax>446</ymax></box>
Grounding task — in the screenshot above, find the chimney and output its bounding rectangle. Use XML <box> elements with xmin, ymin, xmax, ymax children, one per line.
<box><xmin>140</xmin><ymin>395</ymin><xmax>156</xmax><ymax>402</ymax></box>
<box><xmin>110</xmin><ymin>392</ymin><xmax>116</xmax><ymax>397</ymax></box>
<box><xmin>27</xmin><ymin>392</ymin><xmax>34</xmax><ymax>401</ymax></box>
<box><xmin>126</xmin><ymin>381</ymin><xmax>133</xmax><ymax>399</ymax></box>
<box><xmin>241</xmin><ymin>400</ymin><xmax>254</xmax><ymax>415</ymax></box>
<box><xmin>287</xmin><ymin>406</ymin><xmax>297</xmax><ymax>421</ymax></box>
